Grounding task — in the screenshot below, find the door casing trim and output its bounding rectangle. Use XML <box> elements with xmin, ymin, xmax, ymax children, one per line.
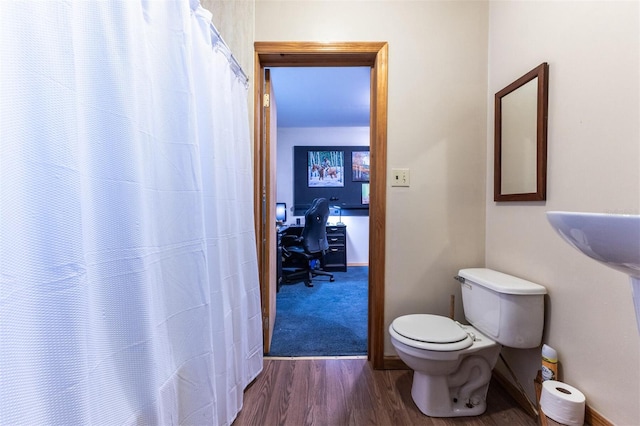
<box><xmin>253</xmin><ymin>41</ymin><xmax>388</xmax><ymax>369</ymax></box>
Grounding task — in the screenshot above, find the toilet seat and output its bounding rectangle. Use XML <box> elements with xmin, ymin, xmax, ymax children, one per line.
<box><xmin>391</xmin><ymin>314</ymin><xmax>474</xmax><ymax>351</ymax></box>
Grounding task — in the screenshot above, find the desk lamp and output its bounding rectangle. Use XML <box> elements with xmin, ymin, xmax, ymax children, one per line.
<box><xmin>332</xmin><ymin>205</ymin><xmax>343</xmax><ymax>225</ymax></box>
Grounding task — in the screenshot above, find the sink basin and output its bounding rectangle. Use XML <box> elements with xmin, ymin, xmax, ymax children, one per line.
<box><xmin>546</xmin><ymin>211</ymin><xmax>640</xmax><ymax>332</ymax></box>
<box><xmin>546</xmin><ymin>211</ymin><xmax>640</xmax><ymax>277</ymax></box>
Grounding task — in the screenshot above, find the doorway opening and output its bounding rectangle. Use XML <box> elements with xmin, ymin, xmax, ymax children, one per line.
<box><xmin>269</xmin><ymin>66</ymin><xmax>370</xmax><ymax>356</ymax></box>
<box><xmin>254</xmin><ymin>42</ymin><xmax>388</xmax><ymax>368</ymax></box>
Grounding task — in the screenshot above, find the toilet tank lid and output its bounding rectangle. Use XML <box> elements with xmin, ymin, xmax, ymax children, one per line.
<box><xmin>458</xmin><ymin>268</ymin><xmax>547</xmax><ymax>295</ymax></box>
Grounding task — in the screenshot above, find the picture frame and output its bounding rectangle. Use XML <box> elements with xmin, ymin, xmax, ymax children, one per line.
<box><xmin>352</xmin><ymin>150</ymin><xmax>370</xmax><ymax>182</ymax></box>
<box><xmin>361</xmin><ymin>183</ymin><xmax>370</xmax><ymax>205</ymax></box>
<box><xmin>308</xmin><ymin>150</ymin><xmax>344</xmax><ymax>188</ymax></box>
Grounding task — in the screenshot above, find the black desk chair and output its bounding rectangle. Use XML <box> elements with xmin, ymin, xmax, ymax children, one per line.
<box><xmin>281</xmin><ymin>198</ymin><xmax>335</xmax><ymax>287</ymax></box>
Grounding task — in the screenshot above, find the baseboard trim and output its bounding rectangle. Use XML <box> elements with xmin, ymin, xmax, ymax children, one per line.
<box><xmin>492</xmin><ymin>370</ymin><xmax>537</xmax><ymax>419</ymax></box>
<box><xmin>347</xmin><ymin>262</ymin><xmax>369</xmax><ymax>267</ymax></box>
<box><xmin>584</xmin><ymin>405</ymin><xmax>613</xmax><ymax>426</ymax></box>
<box><xmin>382</xmin><ymin>355</ymin><xmax>408</xmax><ymax>370</ymax></box>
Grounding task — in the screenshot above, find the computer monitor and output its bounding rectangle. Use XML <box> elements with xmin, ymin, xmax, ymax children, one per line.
<box><xmin>276</xmin><ymin>202</ymin><xmax>287</xmax><ymax>223</ymax></box>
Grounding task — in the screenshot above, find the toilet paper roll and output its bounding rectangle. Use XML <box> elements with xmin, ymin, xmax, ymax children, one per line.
<box><xmin>540</xmin><ymin>380</ymin><xmax>586</xmax><ymax>426</ymax></box>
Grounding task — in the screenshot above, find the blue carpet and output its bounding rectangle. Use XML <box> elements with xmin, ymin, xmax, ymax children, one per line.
<box><xmin>268</xmin><ymin>266</ymin><xmax>368</xmax><ymax>356</ymax></box>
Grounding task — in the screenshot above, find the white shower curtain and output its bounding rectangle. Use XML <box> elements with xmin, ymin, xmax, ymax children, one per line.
<box><xmin>0</xmin><ymin>1</ymin><xmax>262</xmax><ymax>425</ymax></box>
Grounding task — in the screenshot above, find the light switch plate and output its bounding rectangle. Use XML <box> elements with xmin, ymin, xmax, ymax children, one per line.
<box><xmin>391</xmin><ymin>168</ymin><xmax>410</xmax><ymax>187</ymax></box>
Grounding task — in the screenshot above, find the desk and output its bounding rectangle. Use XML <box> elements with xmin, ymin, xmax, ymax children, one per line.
<box><xmin>278</xmin><ymin>224</ymin><xmax>347</xmax><ymax>273</ymax></box>
<box><xmin>324</xmin><ymin>224</ymin><xmax>347</xmax><ymax>272</ymax></box>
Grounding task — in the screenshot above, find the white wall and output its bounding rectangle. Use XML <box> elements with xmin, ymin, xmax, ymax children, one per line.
<box><xmin>256</xmin><ymin>0</ymin><xmax>489</xmax><ymax>356</ymax></box>
<box><xmin>277</xmin><ymin>127</ymin><xmax>370</xmax><ymax>265</ymax></box>
<box><xmin>487</xmin><ymin>2</ymin><xmax>639</xmax><ymax>424</ymax></box>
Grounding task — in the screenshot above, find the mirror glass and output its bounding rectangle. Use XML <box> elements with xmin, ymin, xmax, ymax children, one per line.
<box><xmin>494</xmin><ymin>63</ymin><xmax>548</xmax><ymax>202</ymax></box>
<box><xmin>501</xmin><ymin>78</ymin><xmax>537</xmax><ymax>194</ymax></box>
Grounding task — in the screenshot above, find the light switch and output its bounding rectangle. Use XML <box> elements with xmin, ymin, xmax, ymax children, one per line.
<box><xmin>391</xmin><ymin>168</ymin><xmax>410</xmax><ymax>187</ymax></box>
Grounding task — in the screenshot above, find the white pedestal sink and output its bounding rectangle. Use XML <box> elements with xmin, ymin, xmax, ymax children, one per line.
<box><xmin>546</xmin><ymin>211</ymin><xmax>640</xmax><ymax>333</ymax></box>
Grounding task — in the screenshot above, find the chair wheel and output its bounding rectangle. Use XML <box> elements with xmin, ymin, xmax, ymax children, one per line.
<box><xmin>330</xmin><ymin>277</ymin><xmax>335</xmax><ymax>282</ymax></box>
<box><xmin>305</xmin><ymin>281</ymin><xmax>314</xmax><ymax>287</ymax></box>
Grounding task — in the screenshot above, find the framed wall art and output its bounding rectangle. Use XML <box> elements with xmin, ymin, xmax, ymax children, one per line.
<box><xmin>361</xmin><ymin>183</ymin><xmax>370</xmax><ymax>205</ymax></box>
<box><xmin>352</xmin><ymin>150</ymin><xmax>370</xmax><ymax>182</ymax></box>
<box><xmin>308</xmin><ymin>150</ymin><xmax>344</xmax><ymax>188</ymax></box>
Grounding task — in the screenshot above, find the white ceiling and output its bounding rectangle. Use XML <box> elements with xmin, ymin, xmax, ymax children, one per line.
<box><xmin>268</xmin><ymin>67</ymin><xmax>371</xmax><ymax>127</ymax></box>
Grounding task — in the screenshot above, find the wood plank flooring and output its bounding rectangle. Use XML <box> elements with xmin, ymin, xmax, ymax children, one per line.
<box><xmin>232</xmin><ymin>357</ymin><xmax>538</xmax><ymax>426</ymax></box>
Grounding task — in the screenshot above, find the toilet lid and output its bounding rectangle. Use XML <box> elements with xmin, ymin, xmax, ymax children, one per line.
<box><xmin>391</xmin><ymin>314</ymin><xmax>472</xmax><ymax>346</ymax></box>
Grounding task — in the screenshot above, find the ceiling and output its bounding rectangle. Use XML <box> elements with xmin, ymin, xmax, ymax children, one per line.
<box><xmin>268</xmin><ymin>67</ymin><xmax>371</xmax><ymax>127</ymax></box>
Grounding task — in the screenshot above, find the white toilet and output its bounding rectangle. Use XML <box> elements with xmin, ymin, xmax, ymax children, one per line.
<box><xmin>389</xmin><ymin>268</ymin><xmax>547</xmax><ymax>417</ymax></box>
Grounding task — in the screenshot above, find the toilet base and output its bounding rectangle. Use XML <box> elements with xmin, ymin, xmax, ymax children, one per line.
<box><xmin>410</xmin><ymin>353</ymin><xmax>498</xmax><ymax>417</ymax></box>
<box><xmin>411</xmin><ymin>373</ymin><xmax>489</xmax><ymax>417</ymax></box>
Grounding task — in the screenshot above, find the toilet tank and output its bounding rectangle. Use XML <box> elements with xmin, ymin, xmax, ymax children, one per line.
<box><xmin>457</xmin><ymin>268</ymin><xmax>547</xmax><ymax>349</ymax></box>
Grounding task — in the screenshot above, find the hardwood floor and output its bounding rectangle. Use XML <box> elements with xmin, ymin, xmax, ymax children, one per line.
<box><xmin>232</xmin><ymin>357</ymin><xmax>538</xmax><ymax>426</ymax></box>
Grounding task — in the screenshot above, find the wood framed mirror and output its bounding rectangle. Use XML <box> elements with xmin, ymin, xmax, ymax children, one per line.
<box><xmin>494</xmin><ymin>62</ymin><xmax>549</xmax><ymax>202</ymax></box>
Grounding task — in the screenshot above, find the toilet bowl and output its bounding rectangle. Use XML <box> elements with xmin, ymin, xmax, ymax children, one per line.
<box><xmin>389</xmin><ymin>314</ymin><xmax>501</xmax><ymax>417</ymax></box>
<box><xmin>389</xmin><ymin>268</ymin><xmax>547</xmax><ymax>418</ymax></box>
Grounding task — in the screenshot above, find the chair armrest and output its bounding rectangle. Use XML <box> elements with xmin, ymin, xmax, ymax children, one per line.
<box><xmin>281</xmin><ymin>234</ymin><xmax>302</xmax><ymax>246</ymax></box>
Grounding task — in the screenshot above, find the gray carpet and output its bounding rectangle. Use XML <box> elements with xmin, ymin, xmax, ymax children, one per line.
<box><xmin>268</xmin><ymin>266</ymin><xmax>368</xmax><ymax>356</ymax></box>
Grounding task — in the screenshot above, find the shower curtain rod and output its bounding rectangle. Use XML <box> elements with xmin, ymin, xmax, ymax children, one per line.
<box><xmin>209</xmin><ymin>22</ymin><xmax>249</xmax><ymax>85</ymax></box>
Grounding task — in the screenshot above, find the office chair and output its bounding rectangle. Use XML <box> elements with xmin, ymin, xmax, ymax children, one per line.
<box><xmin>281</xmin><ymin>198</ymin><xmax>335</xmax><ymax>287</ymax></box>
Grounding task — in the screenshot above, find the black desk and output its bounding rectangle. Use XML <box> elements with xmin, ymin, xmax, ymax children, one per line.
<box><xmin>278</xmin><ymin>224</ymin><xmax>347</xmax><ymax>273</ymax></box>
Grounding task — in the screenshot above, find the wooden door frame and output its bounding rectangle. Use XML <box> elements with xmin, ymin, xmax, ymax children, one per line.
<box><xmin>253</xmin><ymin>41</ymin><xmax>388</xmax><ymax>369</ymax></box>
